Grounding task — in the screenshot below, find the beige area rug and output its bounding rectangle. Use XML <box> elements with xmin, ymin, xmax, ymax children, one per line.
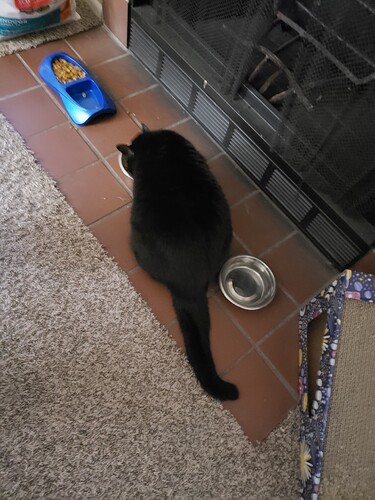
<box><xmin>0</xmin><ymin>0</ymin><xmax>101</xmax><ymax>58</ymax></box>
<box><xmin>0</xmin><ymin>113</ymin><xmax>299</xmax><ymax>498</ymax></box>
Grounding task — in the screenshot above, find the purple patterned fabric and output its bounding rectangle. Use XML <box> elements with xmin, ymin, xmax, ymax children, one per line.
<box><xmin>299</xmin><ymin>270</ymin><xmax>374</xmax><ymax>499</ymax></box>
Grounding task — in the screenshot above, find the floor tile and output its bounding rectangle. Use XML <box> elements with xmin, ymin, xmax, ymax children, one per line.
<box><xmin>19</xmin><ymin>40</ymin><xmax>78</xmax><ymax>76</ymax></box>
<box><xmin>0</xmin><ymin>55</ymin><xmax>37</xmax><ymax>98</ymax></box>
<box><xmin>0</xmin><ymin>87</ymin><xmax>66</xmax><ymax>138</ymax></box>
<box><xmin>169</xmin><ymin>119</ymin><xmax>221</xmax><ymax>161</ymax></box>
<box><xmin>352</xmin><ymin>249</ymin><xmax>375</xmax><ymax>275</ymax></box>
<box><xmin>66</xmin><ymin>27</ymin><xmax>125</xmax><ymax>66</ymax></box>
<box><xmin>223</xmin><ymin>350</ymin><xmax>296</xmax><ymax>442</ymax></box>
<box><xmin>27</xmin><ymin>123</ymin><xmax>97</xmax><ymax>179</ymax></box>
<box><xmin>209</xmin><ymin>154</ymin><xmax>257</xmax><ymax>207</ymax></box>
<box><xmin>262</xmin><ymin>234</ymin><xmax>337</xmax><ymax>304</ymax></box>
<box><xmin>58</xmin><ymin>161</ymin><xmax>131</xmax><ymax>225</ymax></box>
<box><xmin>92</xmin><ymin>54</ymin><xmax>155</xmax><ymax>100</ymax></box>
<box><xmin>106</xmin><ymin>154</ymin><xmax>134</xmax><ymax>195</ymax></box>
<box><xmin>128</xmin><ymin>268</ymin><xmax>176</xmax><ymax>325</ymax></box>
<box><xmin>80</xmin><ymin>106</ymin><xmax>140</xmax><ymax>157</ymax></box>
<box><xmin>121</xmin><ymin>86</ymin><xmax>188</xmax><ymax>129</ymax></box>
<box><xmin>259</xmin><ymin>314</ymin><xmax>300</xmax><ymax>396</ymax></box>
<box><xmin>209</xmin><ymin>299</ymin><xmax>252</xmax><ymax>374</ymax></box>
<box><xmin>167</xmin><ymin>299</ymin><xmax>252</xmax><ymax>375</ymax></box>
<box><xmin>90</xmin><ymin>206</ymin><xmax>137</xmax><ymax>272</ymax></box>
<box><xmin>231</xmin><ymin>192</ymin><xmax>295</xmax><ymax>255</ymax></box>
<box><xmin>216</xmin><ymin>287</ymin><xmax>296</xmax><ymax>342</ymax></box>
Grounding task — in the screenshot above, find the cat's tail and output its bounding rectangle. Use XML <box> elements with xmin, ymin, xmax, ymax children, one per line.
<box><xmin>171</xmin><ymin>291</ymin><xmax>239</xmax><ymax>401</ymax></box>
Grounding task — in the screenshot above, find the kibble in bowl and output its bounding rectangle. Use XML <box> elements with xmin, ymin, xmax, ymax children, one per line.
<box><xmin>52</xmin><ymin>58</ymin><xmax>86</xmax><ymax>84</ymax></box>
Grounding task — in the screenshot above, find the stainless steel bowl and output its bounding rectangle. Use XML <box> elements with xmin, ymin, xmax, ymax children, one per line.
<box><xmin>118</xmin><ymin>151</ymin><xmax>134</xmax><ymax>180</ymax></box>
<box><xmin>219</xmin><ymin>255</ymin><xmax>276</xmax><ymax>310</ymax></box>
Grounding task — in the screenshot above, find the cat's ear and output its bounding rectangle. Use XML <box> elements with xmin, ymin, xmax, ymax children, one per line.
<box><xmin>141</xmin><ymin>123</ymin><xmax>150</xmax><ymax>133</ymax></box>
<box><xmin>116</xmin><ymin>144</ymin><xmax>134</xmax><ymax>160</ymax></box>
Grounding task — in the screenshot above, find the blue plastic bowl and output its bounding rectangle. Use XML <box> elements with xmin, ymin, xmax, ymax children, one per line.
<box><xmin>39</xmin><ymin>52</ymin><xmax>116</xmax><ymax>126</ymax></box>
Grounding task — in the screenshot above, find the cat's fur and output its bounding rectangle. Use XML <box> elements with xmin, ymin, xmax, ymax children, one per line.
<box><xmin>117</xmin><ymin>126</ymin><xmax>239</xmax><ymax>401</ymax></box>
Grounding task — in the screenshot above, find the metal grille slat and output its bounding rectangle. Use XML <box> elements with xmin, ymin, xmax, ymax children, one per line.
<box><xmin>160</xmin><ymin>57</ymin><xmax>193</xmax><ymax>107</ymax></box>
<box><xmin>266</xmin><ymin>170</ymin><xmax>312</xmax><ymax>222</ymax></box>
<box><xmin>192</xmin><ymin>92</ymin><xmax>229</xmax><ymax>142</ymax></box>
<box><xmin>129</xmin><ymin>24</ymin><xmax>159</xmax><ymax>74</ymax></box>
<box><xmin>307</xmin><ymin>215</ymin><xmax>360</xmax><ymax>265</ymax></box>
<box><xmin>228</xmin><ymin>128</ymin><xmax>268</xmax><ymax>180</ymax></box>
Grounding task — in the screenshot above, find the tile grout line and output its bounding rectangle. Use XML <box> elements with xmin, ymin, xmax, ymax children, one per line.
<box><xmin>0</xmin><ymin>84</ymin><xmax>41</xmax><ymax>102</ymax></box>
<box><xmin>207</xmin><ymin>152</ymin><xmax>225</xmax><ymax>163</ymax></box>
<box><xmin>88</xmin><ymin>203</ymin><xmax>131</xmax><ymax>229</ymax></box>
<box><xmin>27</xmin><ymin>120</ymin><xmax>70</xmax><ymax>140</ymax></box>
<box><xmin>55</xmin><ymin>157</ymin><xmax>104</xmax><ymax>181</ymax></box>
<box><xmin>219</xmin><ymin>346</ymin><xmax>254</xmax><ymax>378</ymax></box>
<box><xmin>212</xmin><ymin>294</ymin><xmax>255</xmax><ymax>347</ymax></box>
<box><xmin>165</xmin><ymin>318</ymin><xmax>178</xmax><ymax>330</ymax></box>
<box><xmin>231</xmin><ymin>232</ymin><xmax>257</xmax><ymax>256</ymax></box>
<box><xmin>254</xmin><ymin>344</ymin><xmax>299</xmax><ymax>402</ymax></box>
<box><xmin>258</xmin><ymin>229</ymin><xmax>298</xmax><ymax>259</ymax></box>
<box><xmin>117</xmin><ymin>83</ymin><xmax>159</xmax><ymax>103</ymax></box>
<box><xmin>166</xmin><ymin>117</ymin><xmax>191</xmax><ymax>129</ymax></box>
<box><xmin>255</xmin><ymin>306</ymin><xmax>300</xmax><ymax>346</ymax></box>
<box><xmin>277</xmin><ymin>284</ymin><xmax>299</xmax><ymax>308</ymax></box>
<box><xmin>117</xmin><ymin>99</ymin><xmax>143</xmax><ymax>128</ymax></box>
<box><xmin>230</xmin><ymin>189</ymin><xmax>258</xmax><ymax>210</ymax></box>
<box><xmin>79</xmin><ymin>52</ymin><xmax>130</xmax><ymax>69</ymax></box>
<box><xmin>126</xmin><ymin>266</ymin><xmax>140</xmax><ymax>277</ymax></box>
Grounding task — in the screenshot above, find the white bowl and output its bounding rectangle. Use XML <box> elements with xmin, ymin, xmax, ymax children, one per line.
<box><xmin>118</xmin><ymin>151</ymin><xmax>134</xmax><ymax>179</ymax></box>
<box><xmin>219</xmin><ymin>255</ymin><xmax>276</xmax><ymax>310</ymax></box>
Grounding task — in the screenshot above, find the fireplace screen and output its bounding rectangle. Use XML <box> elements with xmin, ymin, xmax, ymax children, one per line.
<box><xmin>129</xmin><ymin>0</ymin><xmax>375</xmax><ymax>266</ymax></box>
<box><xmin>144</xmin><ymin>0</ymin><xmax>375</xmax><ymax>226</ymax></box>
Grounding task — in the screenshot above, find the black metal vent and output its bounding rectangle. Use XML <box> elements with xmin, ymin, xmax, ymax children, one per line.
<box><xmin>192</xmin><ymin>92</ymin><xmax>229</xmax><ymax>143</ymax></box>
<box><xmin>306</xmin><ymin>215</ymin><xmax>361</xmax><ymax>268</ymax></box>
<box><xmin>228</xmin><ymin>128</ymin><xmax>269</xmax><ymax>181</ymax></box>
<box><xmin>129</xmin><ymin>21</ymin><xmax>159</xmax><ymax>74</ymax></box>
<box><xmin>160</xmin><ymin>57</ymin><xmax>193</xmax><ymax>107</ymax></box>
<box><xmin>265</xmin><ymin>169</ymin><xmax>312</xmax><ymax>222</ymax></box>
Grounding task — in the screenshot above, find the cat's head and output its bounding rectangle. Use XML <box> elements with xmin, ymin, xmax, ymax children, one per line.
<box><xmin>116</xmin><ymin>123</ymin><xmax>150</xmax><ymax>179</ymax></box>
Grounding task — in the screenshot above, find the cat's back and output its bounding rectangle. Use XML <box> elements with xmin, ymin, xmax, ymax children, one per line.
<box><xmin>133</xmin><ymin>130</ymin><xmax>225</xmax><ymax>211</ymax></box>
<box><xmin>131</xmin><ymin>130</ymin><xmax>232</xmax><ymax>269</ymax></box>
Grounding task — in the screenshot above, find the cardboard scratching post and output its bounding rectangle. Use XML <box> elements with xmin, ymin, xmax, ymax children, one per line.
<box><xmin>299</xmin><ymin>270</ymin><xmax>375</xmax><ymax>499</ymax></box>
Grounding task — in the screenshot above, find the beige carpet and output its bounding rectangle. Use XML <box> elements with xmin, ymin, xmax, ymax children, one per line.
<box><xmin>0</xmin><ymin>0</ymin><xmax>101</xmax><ymax>58</ymax></box>
<box><xmin>0</xmin><ymin>114</ymin><xmax>299</xmax><ymax>498</ymax></box>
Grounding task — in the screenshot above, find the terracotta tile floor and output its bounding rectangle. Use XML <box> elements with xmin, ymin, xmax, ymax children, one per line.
<box><xmin>1</xmin><ymin>25</ymin><xmax>350</xmax><ymax>442</ymax></box>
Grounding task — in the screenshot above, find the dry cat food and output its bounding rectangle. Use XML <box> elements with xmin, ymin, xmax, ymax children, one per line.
<box><xmin>52</xmin><ymin>58</ymin><xmax>86</xmax><ymax>84</ymax></box>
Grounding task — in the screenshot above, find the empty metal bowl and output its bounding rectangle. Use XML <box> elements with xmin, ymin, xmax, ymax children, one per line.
<box><xmin>118</xmin><ymin>151</ymin><xmax>134</xmax><ymax>180</ymax></box>
<box><xmin>219</xmin><ymin>255</ymin><xmax>276</xmax><ymax>310</ymax></box>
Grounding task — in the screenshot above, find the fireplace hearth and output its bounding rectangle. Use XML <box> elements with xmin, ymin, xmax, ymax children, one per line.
<box><xmin>128</xmin><ymin>0</ymin><xmax>375</xmax><ymax>269</ymax></box>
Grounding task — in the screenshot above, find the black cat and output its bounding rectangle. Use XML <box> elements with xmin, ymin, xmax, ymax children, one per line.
<box><xmin>117</xmin><ymin>126</ymin><xmax>239</xmax><ymax>401</ymax></box>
